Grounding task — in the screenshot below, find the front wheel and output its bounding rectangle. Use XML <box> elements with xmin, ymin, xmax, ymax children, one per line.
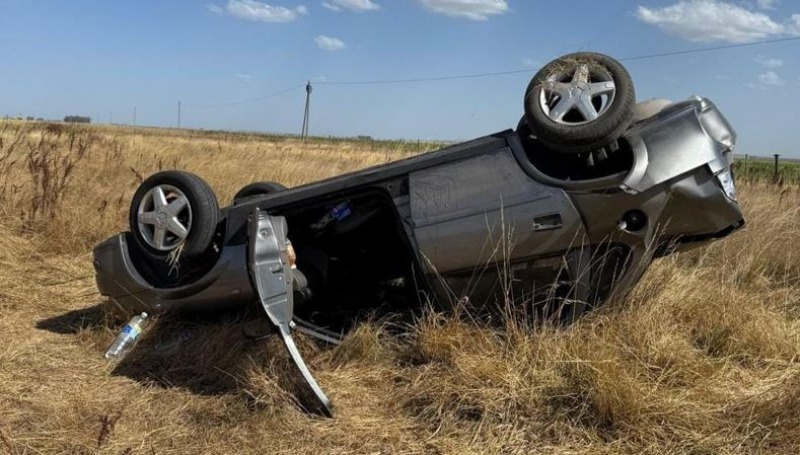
<box><xmin>129</xmin><ymin>171</ymin><xmax>220</xmax><ymax>259</ymax></box>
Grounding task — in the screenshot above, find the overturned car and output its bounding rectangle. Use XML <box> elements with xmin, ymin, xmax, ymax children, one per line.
<box><xmin>93</xmin><ymin>53</ymin><xmax>744</xmax><ymax>415</ymax></box>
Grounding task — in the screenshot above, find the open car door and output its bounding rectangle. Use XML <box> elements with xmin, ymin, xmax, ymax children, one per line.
<box><xmin>248</xmin><ymin>209</ymin><xmax>332</xmax><ymax>416</ymax></box>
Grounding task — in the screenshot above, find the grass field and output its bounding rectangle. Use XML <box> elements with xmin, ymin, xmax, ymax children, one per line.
<box><xmin>2</xmin><ymin>122</ymin><xmax>800</xmax><ymax>454</ymax></box>
<box><xmin>733</xmin><ymin>156</ymin><xmax>800</xmax><ymax>185</ymax></box>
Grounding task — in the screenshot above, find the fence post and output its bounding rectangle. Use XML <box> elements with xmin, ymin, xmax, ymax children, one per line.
<box><xmin>743</xmin><ymin>154</ymin><xmax>748</xmax><ymax>181</ymax></box>
<box><xmin>773</xmin><ymin>154</ymin><xmax>781</xmax><ymax>184</ymax></box>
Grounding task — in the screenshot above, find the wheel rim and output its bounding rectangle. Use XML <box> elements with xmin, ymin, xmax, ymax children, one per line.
<box><xmin>538</xmin><ymin>62</ymin><xmax>616</xmax><ymax>126</ymax></box>
<box><xmin>136</xmin><ymin>184</ymin><xmax>193</xmax><ymax>251</ymax></box>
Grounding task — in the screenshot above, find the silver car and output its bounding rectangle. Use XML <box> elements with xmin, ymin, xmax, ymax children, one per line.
<box><xmin>93</xmin><ymin>53</ymin><xmax>743</xmax><ymax>415</ymax></box>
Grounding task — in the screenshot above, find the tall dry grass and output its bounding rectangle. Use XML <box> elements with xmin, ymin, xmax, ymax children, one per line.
<box><xmin>0</xmin><ymin>122</ymin><xmax>799</xmax><ymax>454</ymax></box>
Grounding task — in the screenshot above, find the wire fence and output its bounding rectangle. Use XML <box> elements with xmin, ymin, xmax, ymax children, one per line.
<box><xmin>734</xmin><ymin>155</ymin><xmax>800</xmax><ymax>186</ymax></box>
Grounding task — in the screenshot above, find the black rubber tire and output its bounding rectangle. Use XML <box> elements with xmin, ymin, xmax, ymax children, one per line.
<box><xmin>232</xmin><ymin>181</ymin><xmax>287</xmax><ymax>204</ymax></box>
<box><xmin>129</xmin><ymin>171</ymin><xmax>220</xmax><ymax>259</ymax></box>
<box><xmin>524</xmin><ymin>52</ymin><xmax>635</xmax><ymax>154</ymax></box>
<box><xmin>517</xmin><ymin>115</ymin><xmax>533</xmax><ymax>140</ymax></box>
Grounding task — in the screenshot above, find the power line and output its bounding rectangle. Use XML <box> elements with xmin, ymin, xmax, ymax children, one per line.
<box><xmin>182</xmin><ymin>84</ymin><xmax>305</xmax><ymax>108</ymax></box>
<box><xmin>94</xmin><ymin>35</ymin><xmax>800</xmax><ymax>129</ymax></box>
<box><xmin>316</xmin><ymin>68</ymin><xmax>531</xmax><ymax>86</ymax></box>
<box><xmin>316</xmin><ymin>36</ymin><xmax>800</xmax><ymax>86</ymax></box>
<box><xmin>145</xmin><ymin>104</ymin><xmax>178</xmax><ymax>114</ymax></box>
<box><xmin>619</xmin><ymin>36</ymin><xmax>800</xmax><ymax>62</ymax></box>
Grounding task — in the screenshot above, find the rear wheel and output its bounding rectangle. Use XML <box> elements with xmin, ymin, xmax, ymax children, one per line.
<box><xmin>129</xmin><ymin>171</ymin><xmax>219</xmax><ymax>259</ymax></box>
<box><xmin>524</xmin><ymin>52</ymin><xmax>635</xmax><ymax>154</ymax></box>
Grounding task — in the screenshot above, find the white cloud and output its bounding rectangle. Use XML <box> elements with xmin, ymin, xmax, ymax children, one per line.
<box><xmin>755</xmin><ymin>55</ymin><xmax>784</xmax><ymax>68</ymax></box>
<box><xmin>757</xmin><ymin>0</ymin><xmax>778</xmax><ymax>10</ymax></box>
<box><xmin>236</xmin><ymin>73</ymin><xmax>253</xmax><ymax>82</ymax></box>
<box><xmin>208</xmin><ymin>0</ymin><xmax>308</xmax><ymax>23</ymax></box>
<box><xmin>415</xmin><ymin>0</ymin><xmax>509</xmax><ymax>21</ymax></box>
<box><xmin>315</xmin><ymin>35</ymin><xmax>346</xmax><ymax>51</ymax></box>
<box><xmin>758</xmin><ymin>71</ymin><xmax>785</xmax><ymax>86</ymax></box>
<box><xmin>521</xmin><ymin>58</ymin><xmax>539</xmax><ymax>68</ymax></box>
<box><xmin>635</xmin><ymin>0</ymin><xmax>792</xmax><ymax>43</ymax></box>
<box><xmin>322</xmin><ymin>0</ymin><xmax>379</xmax><ymax>12</ymax></box>
<box><xmin>207</xmin><ymin>4</ymin><xmax>225</xmax><ymax>14</ymax></box>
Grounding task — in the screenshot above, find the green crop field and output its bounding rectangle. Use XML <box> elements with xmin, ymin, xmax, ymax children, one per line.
<box><xmin>734</xmin><ymin>156</ymin><xmax>800</xmax><ymax>185</ymax></box>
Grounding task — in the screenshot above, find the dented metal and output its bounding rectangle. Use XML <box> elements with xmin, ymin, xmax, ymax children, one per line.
<box><xmin>622</xmin><ymin>97</ymin><xmax>735</xmax><ymax>193</ymax></box>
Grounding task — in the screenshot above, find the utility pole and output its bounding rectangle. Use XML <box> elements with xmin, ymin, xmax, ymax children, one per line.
<box><xmin>301</xmin><ymin>80</ymin><xmax>312</xmax><ymax>140</ymax></box>
<box><xmin>109</xmin><ymin>111</ymin><xmax>113</xmax><ymax>124</ymax></box>
<box><xmin>177</xmin><ymin>101</ymin><xmax>182</xmax><ymax>129</ymax></box>
<box><xmin>133</xmin><ymin>107</ymin><xmax>137</xmax><ymax>126</ymax></box>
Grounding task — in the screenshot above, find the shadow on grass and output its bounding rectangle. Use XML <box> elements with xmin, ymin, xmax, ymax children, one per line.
<box><xmin>35</xmin><ymin>303</ymin><xmax>109</xmax><ymax>335</ymax></box>
<box><xmin>39</xmin><ymin>304</ymin><xmax>330</xmax><ymax>415</ymax></box>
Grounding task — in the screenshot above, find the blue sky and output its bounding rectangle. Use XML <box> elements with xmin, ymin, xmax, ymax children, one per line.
<box><xmin>1</xmin><ymin>0</ymin><xmax>799</xmax><ymax>155</ymax></box>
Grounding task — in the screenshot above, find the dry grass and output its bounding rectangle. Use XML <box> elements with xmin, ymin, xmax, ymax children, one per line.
<box><xmin>1</xmin><ymin>122</ymin><xmax>799</xmax><ymax>454</ymax></box>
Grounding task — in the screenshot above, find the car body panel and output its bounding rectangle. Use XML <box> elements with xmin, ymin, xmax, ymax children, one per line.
<box><xmin>622</xmin><ymin>97</ymin><xmax>734</xmax><ymax>193</ymax></box>
<box><xmin>410</xmin><ymin>149</ymin><xmax>586</xmax><ymax>273</ymax></box>
<box><xmin>94</xmin><ymin>235</ymin><xmax>253</xmax><ymax>313</ymax></box>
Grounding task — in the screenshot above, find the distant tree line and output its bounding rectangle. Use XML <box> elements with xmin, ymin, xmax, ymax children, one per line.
<box><xmin>63</xmin><ymin>115</ymin><xmax>91</xmax><ymax>124</ymax></box>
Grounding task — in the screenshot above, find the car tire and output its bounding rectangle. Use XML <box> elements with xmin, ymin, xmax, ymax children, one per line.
<box><xmin>524</xmin><ymin>52</ymin><xmax>635</xmax><ymax>154</ymax></box>
<box><xmin>129</xmin><ymin>171</ymin><xmax>220</xmax><ymax>259</ymax></box>
<box><xmin>232</xmin><ymin>181</ymin><xmax>287</xmax><ymax>204</ymax></box>
<box><xmin>517</xmin><ymin>115</ymin><xmax>534</xmax><ymax>142</ymax></box>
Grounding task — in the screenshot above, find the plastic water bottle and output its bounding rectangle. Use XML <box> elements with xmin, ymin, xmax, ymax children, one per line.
<box><xmin>105</xmin><ymin>312</ymin><xmax>148</xmax><ymax>360</ymax></box>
